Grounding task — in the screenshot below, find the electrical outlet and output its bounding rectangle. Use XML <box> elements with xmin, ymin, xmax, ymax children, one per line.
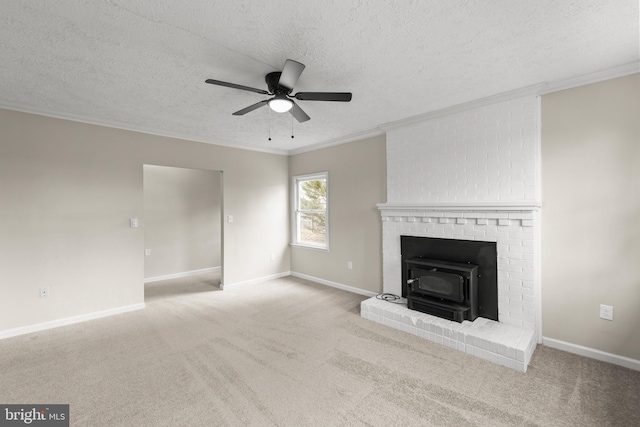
<box><xmin>599</xmin><ymin>304</ymin><xmax>613</xmax><ymax>321</ymax></box>
<box><xmin>40</xmin><ymin>287</ymin><xmax>49</xmax><ymax>298</ymax></box>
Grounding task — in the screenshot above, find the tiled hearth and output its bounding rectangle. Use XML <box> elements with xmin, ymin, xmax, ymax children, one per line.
<box><xmin>361</xmin><ymin>296</ymin><xmax>537</xmax><ymax>372</ymax></box>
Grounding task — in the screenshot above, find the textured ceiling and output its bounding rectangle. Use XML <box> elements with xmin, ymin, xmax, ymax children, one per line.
<box><xmin>0</xmin><ymin>1</ymin><xmax>638</xmax><ymax>154</ymax></box>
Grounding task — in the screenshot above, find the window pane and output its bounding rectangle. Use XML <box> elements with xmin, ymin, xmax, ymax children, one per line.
<box><xmin>298</xmin><ymin>212</ymin><xmax>326</xmax><ymax>245</ymax></box>
<box><xmin>298</xmin><ymin>179</ymin><xmax>326</xmax><ymax>210</ymax></box>
<box><xmin>293</xmin><ymin>172</ymin><xmax>328</xmax><ymax>249</ymax></box>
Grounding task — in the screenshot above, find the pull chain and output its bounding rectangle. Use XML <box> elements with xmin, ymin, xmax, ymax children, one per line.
<box><xmin>291</xmin><ymin>114</ymin><xmax>294</xmax><ymax>139</ymax></box>
<box><xmin>268</xmin><ymin>108</ymin><xmax>272</xmax><ymax>141</ymax></box>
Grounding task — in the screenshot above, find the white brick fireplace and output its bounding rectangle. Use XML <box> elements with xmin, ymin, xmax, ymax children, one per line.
<box><xmin>362</xmin><ymin>94</ymin><xmax>542</xmax><ymax>372</ymax></box>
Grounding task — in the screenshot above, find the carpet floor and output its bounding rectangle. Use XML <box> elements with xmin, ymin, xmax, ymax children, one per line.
<box><xmin>1</xmin><ymin>273</ymin><xmax>638</xmax><ymax>426</ymax></box>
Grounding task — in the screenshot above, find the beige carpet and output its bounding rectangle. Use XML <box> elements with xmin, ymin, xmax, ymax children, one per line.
<box><xmin>1</xmin><ymin>273</ymin><xmax>639</xmax><ymax>426</ymax></box>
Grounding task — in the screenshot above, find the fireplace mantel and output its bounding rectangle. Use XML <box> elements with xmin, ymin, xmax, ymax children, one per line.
<box><xmin>378</xmin><ymin>202</ymin><xmax>541</xmax><ymax>212</ymax></box>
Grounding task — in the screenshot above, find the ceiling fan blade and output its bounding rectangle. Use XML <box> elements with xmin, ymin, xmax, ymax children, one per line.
<box><xmin>294</xmin><ymin>92</ymin><xmax>352</xmax><ymax>102</ymax></box>
<box><xmin>289</xmin><ymin>101</ymin><xmax>310</xmax><ymax>123</ymax></box>
<box><xmin>205</xmin><ymin>79</ymin><xmax>269</xmax><ymax>95</ymax></box>
<box><xmin>232</xmin><ymin>100</ymin><xmax>269</xmax><ymax>115</ymax></box>
<box><xmin>278</xmin><ymin>59</ymin><xmax>305</xmax><ymax>91</ymax></box>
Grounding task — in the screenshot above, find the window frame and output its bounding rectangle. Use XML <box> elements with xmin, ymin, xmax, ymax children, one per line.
<box><xmin>291</xmin><ymin>171</ymin><xmax>329</xmax><ymax>251</ymax></box>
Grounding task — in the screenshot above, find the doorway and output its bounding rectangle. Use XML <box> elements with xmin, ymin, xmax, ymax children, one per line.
<box><xmin>142</xmin><ymin>165</ymin><xmax>223</xmax><ymax>301</ymax></box>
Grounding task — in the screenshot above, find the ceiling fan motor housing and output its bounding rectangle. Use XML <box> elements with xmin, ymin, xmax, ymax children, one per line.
<box><xmin>266</xmin><ymin>72</ymin><xmax>291</xmax><ymax>95</ymax></box>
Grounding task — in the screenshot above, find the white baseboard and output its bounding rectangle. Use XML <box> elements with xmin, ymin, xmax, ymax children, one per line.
<box><xmin>0</xmin><ymin>303</ymin><xmax>146</xmax><ymax>340</ymax></box>
<box><xmin>290</xmin><ymin>272</ymin><xmax>379</xmax><ymax>298</ymax></box>
<box><xmin>221</xmin><ymin>271</ymin><xmax>292</xmax><ymax>289</ymax></box>
<box><xmin>542</xmin><ymin>337</ymin><xmax>640</xmax><ymax>372</ymax></box>
<box><xmin>144</xmin><ymin>266</ymin><xmax>221</xmax><ymax>283</ymax></box>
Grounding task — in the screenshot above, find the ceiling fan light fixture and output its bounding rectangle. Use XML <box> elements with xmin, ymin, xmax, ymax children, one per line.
<box><xmin>268</xmin><ymin>97</ymin><xmax>293</xmax><ymax>113</ymax></box>
<box><xmin>206</xmin><ymin>58</ymin><xmax>351</xmax><ymax>122</ymax></box>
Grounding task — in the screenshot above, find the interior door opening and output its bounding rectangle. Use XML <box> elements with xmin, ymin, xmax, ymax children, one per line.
<box><xmin>142</xmin><ymin>164</ymin><xmax>223</xmax><ymax>301</ymax></box>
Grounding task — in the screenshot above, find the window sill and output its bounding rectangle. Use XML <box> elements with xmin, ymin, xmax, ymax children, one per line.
<box><xmin>290</xmin><ymin>243</ymin><xmax>330</xmax><ymax>252</ymax></box>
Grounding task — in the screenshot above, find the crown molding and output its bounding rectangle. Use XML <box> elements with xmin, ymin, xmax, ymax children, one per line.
<box><xmin>0</xmin><ymin>101</ymin><xmax>290</xmax><ymax>156</ymax></box>
<box><xmin>540</xmin><ymin>61</ymin><xmax>639</xmax><ymax>95</ymax></box>
<box><xmin>297</xmin><ymin>62</ymin><xmax>638</xmax><ymax>152</ymax></box>
<box><xmin>378</xmin><ymin>62</ymin><xmax>639</xmax><ymax>133</ymax></box>
<box><xmin>378</xmin><ymin>84</ymin><xmax>545</xmax><ymax>132</ymax></box>
<box><xmin>3</xmin><ymin>63</ymin><xmax>636</xmax><ymax>156</ymax></box>
<box><xmin>287</xmin><ymin>127</ymin><xmax>385</xmax><ymax>156</ymax></box>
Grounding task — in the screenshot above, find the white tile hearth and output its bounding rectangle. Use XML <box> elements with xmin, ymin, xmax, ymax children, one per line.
<box><xmin>361</xmin><ymin>296</ymin><xmax>537</xmax><ymax>373</ymax></box>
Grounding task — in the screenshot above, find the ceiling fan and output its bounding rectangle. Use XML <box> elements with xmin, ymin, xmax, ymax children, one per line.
<box><xmin>205</xmin><ymin>59</ymin><xmax>352</xmax><ymax>123</ymax></box>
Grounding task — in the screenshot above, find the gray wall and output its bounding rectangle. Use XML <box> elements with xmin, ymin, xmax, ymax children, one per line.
<box><xmin>143</xmin><ymin>165</ymin><xmax>221</xmax><ymax>279</ymax></box>
<box><xmin>0</xmin><ymin>108</ymin><xmax>290</xmax><ymax>332</ymax></box>
<box><xmin>541</xmin><ymin>73</ymin><xmax>640</xmax><ymax>360</ymax></box>
<box><xmin>289</xmin><ymin>135</ymin><xmax>387</xmax><ymax>294</ymax></box>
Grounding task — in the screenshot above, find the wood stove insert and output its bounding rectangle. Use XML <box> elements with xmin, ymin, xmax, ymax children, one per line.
<box><xmin>401</xmin><ymin>236</ymin><xmax>498</xmax><ymax>322</ymax></box>
<box><xmin>406</xmin><ymin>258</ymin><xmax>479</xmax><ymax>322</ymax></box>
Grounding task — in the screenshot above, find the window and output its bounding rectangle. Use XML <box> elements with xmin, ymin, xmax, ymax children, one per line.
<box><xmin>292</xmin><ymin>172</ymin><xmax>328</xmax><ymax>249</ymax></box>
